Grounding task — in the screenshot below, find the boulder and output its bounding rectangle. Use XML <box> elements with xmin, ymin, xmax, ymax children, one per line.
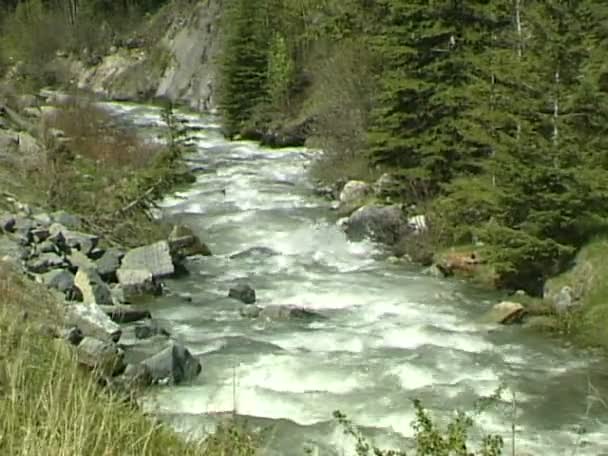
<box><xmin>26</xmin><ymin>253</ymin><xmax>66</xmax><ymax>273</ymax></box>
<box><xmin>49</xmin><ymin>223</ymin><xmax>98</xmax><ymax>255</ymax></box>
<box><xmin>67</xmin><ymin>250</ymin><xmax>96</xmax><ymax>272</ymax></box>
<box><xmin>343</xmin><ymin>204</ymin><xmax>409</xmax><ymax>245</ymax></box>
<box><xmin>230</xmin><ymin>246</ymin><xmax>278</xmax><ymax>260</ymax></box>
<box><xmin>239</xmin><ymin>305</ymin><xmax>262</xmax><ymax>319</ymax></box>
<box><xmin>168</xmin><ymin>224</ymin><xmax>211</xmax><ymax>257</ymax></box>
<box><xmin>0</xmin><ymin>213</ymin><xmax>16</xmax><ymax>232</ymax></box>
<box><xmin>76</xmin><ymin>337</ymin><xmax>125</xmax><ymax>377</ymax></box>
<box><xmin>259</xmin><ymin>305</ymin><xmax>324</xmax><ymax>321</ymax></box>
<box><xmin>481</xmin><ymin>301</ymin><xmax>526</xmax><ymax>325</ymax></box>
<box><xmin>42</xmin><ymin>269</ymin><xmax>75</xmax><ymax>293</ymax></box>
<box><xmin>339</xmin><ymin>180</ymin><xmax>371</xmax><ymax>205</ymax></box>
<box><xmin>120</xmin><ymin>241</ymin><xmax>175</xmax><ymax>279</ymax></box>
<box><xmin>36</xmin><ymin>240</ymin><xmax>58</xmax><ymax>254</ymax></box>
<box><xmin>141</xmin><ymin>343</ymin><xmax>201</xmax><ymax>385</ymax></box>
<box><xmin>75</xmin><ymin>268</ymin><xmax>113</xmax><ymax>305</ymax></box>
<box><xmin>120</xmin><ymin>363</ymin><xmax>153</xmax><ymax>389</ymax></box>
<box><xmin>51</xmin><ymin>211</ymin><xmax>82</xmax><ymax>229</ymax></box>
<box><xmin>31</xmin><ymin>227</ymin><xmax>50</xmax><ymax>243</ymax></box>
<box><xmin>134</xmin><ymin>321</ymin><xmax>171</xmax><ymax>340</ymax></box>
<box><xmin>96</xmin><ymin>248</ymin><xmax>124</xmax><ymax>282</ymax></box>
<box><xmin>98</xmin><ymin>305</ymin><xmax>151</xmax><ymax>324</ymax></box>
<box><xmin>116</xmin><ymin>268</ymin><xmax>162</xmax><ymax>296</ymax></box>
<box><xmin>228</xmin><ymin>283</ymin><xmax>256</xmax><ymax>304</ymax></box>
<box><xmin>65</xmin><ymin>303</ymin><xmax>121</xmax><ymax>342</ymax></box>
<box><xmin>62</xmin><ymin>326</ymin><xmax>84</xmax><ymax>346</ymax></box>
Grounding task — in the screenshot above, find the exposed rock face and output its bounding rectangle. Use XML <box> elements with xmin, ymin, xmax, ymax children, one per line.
<box><xmin>120</xmin><ymin>241</ymin><xmax>175</xmax><ymax>280</ymax></box>
<box><xmin>76</xmin><ymin>337</ymin><xmax>125</xmax><ymax>377</ymax></box>
<box><xmin>481</xmin><ymin>301</ymin><xmax>526</xmax><ymax>325</ymax></box>
<box><xmin>75</xmin><ymin>268</ymin><xmax>113</xmax><ymax>306</ymax></box>
<box><xmin>168</xmin><ymin>224</ymin><xmax>211</xmax><ymax>257</ymax></box>
<box><xmin>228</xmin><ymin>283</ymin><xmax>256</xmax><ymax>304</ymax></box>
<box><xmin>116</xmin><ymin>268</ymin><xmax>161</xmax><ymax>297</ymax></box>
<box><xmin>141</xmin><ymin>343</ymin><xmax>201</xmax><ymax>385</ymax></box>
<box><xmin>343</xmin><ymin>204</ymin><xmax>409</xmax><ymax>245</ymax></box>
<box><xmin>66</xmin><ymin>303</ymin><xmax>122</xmax><ymax>342</ymax></box>
<box><xmin>76</xmin><ymin>1</ymin><xmax>222</xmax><ymax>111</ymax></box>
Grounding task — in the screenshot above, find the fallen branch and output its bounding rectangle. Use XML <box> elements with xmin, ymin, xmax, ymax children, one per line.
<box><xmin>113</xmin><ymin>179</ymin><xmax>163</xmax><ymax>217</ymax></box>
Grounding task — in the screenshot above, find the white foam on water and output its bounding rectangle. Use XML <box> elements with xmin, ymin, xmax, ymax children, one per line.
<box><xmin>268</xmin><ymin>329</ymin><xmax>371</xmax><ymax>353</ymax></box>
<box><xmin>388</xmin><ymin>363</ymin><xmax>436</xmax><ymax>390</ymax></box>
<box><xmin>378</xmin><ymin>325</ymin><xmax>493</xmax><ymax>353</ymax></box>
<box><xmin>235</xmin><ymin>354</ymin><xmax>365</xmax><ymax>394</ymax></box>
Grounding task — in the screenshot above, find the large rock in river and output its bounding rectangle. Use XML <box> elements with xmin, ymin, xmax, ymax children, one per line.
<box><xmin>141</xmin><ymin>342</ymin><xmax>201</xmax><ymax>385</ymax></box>
<box><xmin>168</xmin><ymin>224</ymin><xmax>211</xmax><ymax>257</ymax></box>
<box><xmin>120</xmin><ymin>241</ymin><xmax>175</xmax><ymax>279</ymax></box>
<box><xmin>228</xmin><ymin>283</ymin><xmax>256</xmax><ymax>304</ymax></box>
<box><xmin>343</xmin><ymin>204</ymin><xmax>409</xmax><ymax>245</ymax></box>
<box><xmin>66</xmin><ymin>303</ymin><xmax>122</xmax><ymax>342</ymax></box>
<box><xmin>480</xmin><ymin>301</ymin><xmax>526</xmax><ymax>325</ymax></box>
<box><xmin>259</xmin><ymin>305</ymin><xmax>324</xmax><ymax>321</ymax></box>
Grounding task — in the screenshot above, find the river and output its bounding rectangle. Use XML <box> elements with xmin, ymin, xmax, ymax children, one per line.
<box><xmin>101</xmin><ymin>101</ymin><xmax>608</xmax><ymax>456</ymax></box>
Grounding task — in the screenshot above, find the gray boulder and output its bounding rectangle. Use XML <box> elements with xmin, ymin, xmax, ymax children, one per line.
<box><xmin>141</xmin><ymin>343</ymin><xmax>201</xmax><ymax>385</ymax></box>
<box><xmin>51</xmin><ymin>211</ymin><xmax>82</xmax><ymax>229</ymax></box>
<box><xmin>134</xmin><ymin>321</ymin><xmax>171</xmax><ymax>340</ymax></box>
<box><xmin>228</xmin><ymin>283</ymin><xmax>256</xmax><ymax>304</ymax></box>
<box><xmin>42</xmin><ymin>269</ymin><xmax>75</xmax><ymax>293</ymax></box>
<box><xmin>65</xmin><ymin>303</ymin><xmax>121</xmax><ymax>342</ymax></box>
<box><xmin>36</xmin><ymin>240</ymin><xmax>58</xmax><ymax>254</ymax></box>
<box><xmin>339</xmin><ymin>180</ymin><xmax>371</xmax><ymax>205</ymax></box>
<box><xmin>98</xmin><ymin>305</ymin><xmax>151</xmax><ymax>324</ymax></box>
<box><xmin>67</xmin><ymin>250</ymin><xmax>96</xmax><ymax>272</ymax></box>
<box><xmin>116</xmin><ymin>268</ymin><xmax>162</xmax><ymax>296</ymax></box>
<box><xmin>168</xmin><ymin>224</ymin><xmax>211</xmax><ymax>257</ymax></box>
<box><xmin>343</xmin><ymin>204</ymin><xmax>409</xmax><ymax>245</ymax></box>
<box><xmin>26</xmin><ymin>252</ymin><xmax>66</xmax><ymax>273</ymax></box>
<box><xmin>76</xmin><ymin>337</ymin><xmax>125</xmax><ymax>377</ymax></box>
<box><xmin>0</xmin><ymin>213</ymin><xmax>16</xmax><ymax>232</ymax></box>
<box><xmin>480</xmin><ymin>301</ymin><xmax>526</xmax><ymax>325</ymax></box>
<box><xmin>259</xmin><ymin>305</ymin><xmax>324</xmax><ymax>321</ymax></box>
<box><xmin>75</xmin><ymin>268</ymin><xmax>113</xmax><ymax>305</ymax></box>
<box><xmin>120</xmin><ymin>363</ymin><xmax>153</xmax><ymax>389</ymax></box>
<box><xmin>239</xmin><ymin>305</ymin><xmax>262</xmax><ymax>319</ymax></box>
<box><xmin>96</xmin><ymin>248</ymin><xmax>124</xmax><ymax>282</ymax></box>
<box><xmin>121</xmin><ymin>241</ymin><xmax>175</xmax><ymax>279</ymax></box>
<box><xmin>49</xmin><ymin>223</ymin><xmax>98</xmax><ymax>255</ymax></box>
<box><xmin>31</xmin><ymin>227</ymin><xmax>50</xmax><ymax>243</ymax></box>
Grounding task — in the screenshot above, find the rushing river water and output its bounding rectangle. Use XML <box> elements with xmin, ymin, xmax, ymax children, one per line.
<box><xmin>101</xmin><ymin>101</ymin><xmax>608</xmax><ymax>455</ymax></box>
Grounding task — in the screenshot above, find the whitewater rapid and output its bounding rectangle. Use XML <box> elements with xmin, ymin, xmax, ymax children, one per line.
<box><xmin>102</xmin><ymin>102</ymin><xmax>608</xmax><ymax>456</ymax></box>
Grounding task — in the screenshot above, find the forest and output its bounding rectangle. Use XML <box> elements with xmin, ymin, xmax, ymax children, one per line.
<box><xmin>218</xmin><ymin>0</ymin><xmax>608</xmax><ymax>296</ymax></box>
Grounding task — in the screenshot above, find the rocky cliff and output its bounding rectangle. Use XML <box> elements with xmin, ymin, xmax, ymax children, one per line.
<box><xmin>74</xmin><ymin>0</ymin><xmax>222</xmax><ymax>111</ymax></box>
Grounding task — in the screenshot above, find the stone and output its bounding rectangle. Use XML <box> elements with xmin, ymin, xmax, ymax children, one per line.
<box><xmin>168</xmin><ymin>224</ymin><xmax>211</xmax><ymax>257</ymax></box>
<box><xmin>259</xmin><ymin>305</ymin><xmax>324</xmax><ymax>321</ymax></box>
<box><xmin>0</xmin><ymin>213</ymin><xmax>15</xmax><ymax>232</ymax></box>
<box><xmin>554</xmin><ymin>286</ymin><xmax>577</xmax><ymax>314</ymax></box>
<box><xmin>98</xmin><ymin>305</ymin><xmax>152</xmax><ymax>324</ymax></box>
<box><xmin>422</xmin><ymin>264</ymin><xmax>446</xmax><ymax>279</ymax></box>
<box><xmin>239</xmin><ymin>305</ymin><xmax>262</xmax><ymax>319</ymax></box>
<box><xmin>37</xmin><ymin>240</ymin><xmax>58</xmax><ymax>254</ymax></box>
<box><xmin>42</xmin><ymin>269</ymin><xmax>75</xmax><ymax>293</ymax></box>
<box><xmin>339</xmin><ymin>180</ymin><xmax>371</xmax><ymax>205</ymax></box>
<box><xmin>120</xmin><ymin>363</ymin><xmax>153</xmax><ymax>388</ymax></box>
<box><xmin>65</xmin><ymin>303</ymin><xmax>121</xmax><ymax>342</ymax></box>
<box><xmin>64</xmin><ymin>231</ymin><xmax>98</xmax><ymax>256</ymax></box>
<box><xmin>51</xmin><ymin>210</ymin><xmax>82</xmax><ymax>229</ymax></box>
<box><xmin>141</xmin><ymin>343</ymin><xmax>201</xmax><ymax>385</ymax></box>
<box><xmin>134</xmin><ymin>321</ymin><xmax>171</xmax><ymax>340</ymax></box>
<box><xmin>62</xmin><ymin>326</ymin><xmax>84</xmax><ymax>346</ymax></box>
<box><xmin>481</xmin><ymin>301</ymin><xmax>526</xmax><ymax>325</ymax></box>
<box><xmin>343</xmin><ymin>204</ymin><xmax>409</xmax><ymax>245</ymax></box>
<box><xmin>230</xmin><ymin>246</ymin><xmax>278</xmax><ymax>260</ymax></box>
<box><xmin>120</xmin><ymin>241</ymin><xmax>175</xmax><ymax>279</ymax></box>
<box><xmin>76</xmin><ymin>337</ymin><xmax>125</xmax><ymax>377</ymax></box>
<box><xmin>31</xmin><ymin>227</ymin><xmax>50</xmax><ymax>243</ymax></box>
<box><xmin>26</xmin><ymin>253</ymin><xmax>66</xmax><ymax>273</ymax></box>
<box><xmin>67</xmin><ymin>250</ymin><xmax>96</xmax><ymax>272</ymax></box>
<box><xmin>96</xmin><ymin>248</ymin><xmax>124</xmax><ymax>282</ymax></box>
<box><xmin>228</xmin><ymin>283</ymin><xmax>256</xmax><ymax>304</ymax></box>
<box><xmin>116</xmin><ymin>268</ymin><xmax>162</xmax><ymax>296</ymax></box>
<box><xmin>75</xmin><ymin>268</ymin><xmax>113</xmax><ymax>305</ymax></box>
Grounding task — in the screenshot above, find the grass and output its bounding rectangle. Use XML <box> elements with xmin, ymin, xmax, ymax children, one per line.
<box><xmin>0</xmin><ymin>260</ymin><xmax>259</xmax><ymax>455</ymax></box>
<box><xmin>0</xmin><ymin>99</ymin><xmax>194</xmax><ymax>247</ymax></box>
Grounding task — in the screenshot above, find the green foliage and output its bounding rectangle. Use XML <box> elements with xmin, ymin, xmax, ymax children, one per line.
<box><xmin>333</xmin><ymin>398</ymin><xmax>504</xmax><ymax>456</ymax></box>
<box><xmin>266</xmin><ymin>33</ymin><xmax>295</xmax><ymax>109</ymax></box>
